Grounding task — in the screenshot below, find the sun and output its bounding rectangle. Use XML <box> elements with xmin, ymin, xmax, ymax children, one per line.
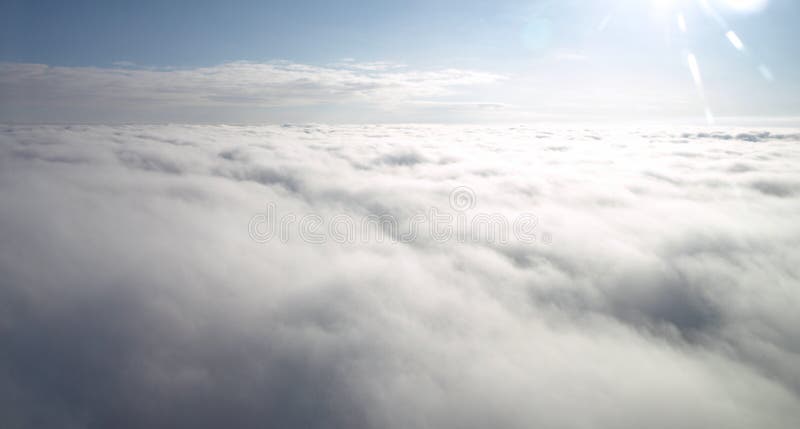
<box><xmin>622</xmin><ymin>0</ymin><xmax>773</xmax><ymax>123</ymax></box>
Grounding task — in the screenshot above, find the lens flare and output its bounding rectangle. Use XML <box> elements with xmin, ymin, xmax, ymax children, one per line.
<box><xmin>599</xmin><ymin>0</ymin><xmax>773</xmax><ymax>123</ymax></box>
<box><xmin>726</xmin><ymin>31</ymin><xmax>745</xmax><ymax>51</ymax></box>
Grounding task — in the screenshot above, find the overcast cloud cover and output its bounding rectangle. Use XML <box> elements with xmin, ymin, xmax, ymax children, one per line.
<box><xmin>1</xmin><ymin>124</ymin><xmax>799</xmax><ymax>428</ymax></box>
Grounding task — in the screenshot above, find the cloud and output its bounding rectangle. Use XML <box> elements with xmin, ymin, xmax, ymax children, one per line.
<box><xmin>0</xmin><ymin>61</ymin><xmax>504</xmax><ymax>123</ymax></box>
<box><xmin>3</xmin><ymin>60</ymin><xmax>797</xmax><ymax>124</ymax></box>
<box><xmin>0</xmin><ymin>124</ymin><xmax>799</xmax><ymax>428</ymax></box>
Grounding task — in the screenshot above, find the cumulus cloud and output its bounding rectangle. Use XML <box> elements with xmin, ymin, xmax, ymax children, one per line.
<box><xmin>1</xmin><ymin>124</ymin><xmax>800</xmax><ymax>428</ymax></box>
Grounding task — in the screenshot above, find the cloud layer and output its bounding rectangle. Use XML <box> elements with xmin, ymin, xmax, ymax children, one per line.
<box><xmin>1</xmin><ymin>124</ymin><xmax>799</xmax><ymax>428</ymax></box>
<box><xmin>0</xmin><ymin>61</ymin><xmax>504</xmax><ymax>123</ymax></box>
<box><xmin>3</xmin><ymin>58</ymin><xmax>798</xmax><ymax>124</ymax></box>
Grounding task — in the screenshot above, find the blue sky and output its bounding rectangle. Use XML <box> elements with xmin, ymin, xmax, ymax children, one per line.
<box><xmin>1</xmin><ymin>0</ymin><xmax>798</xmax><ymax>123</ymax></box>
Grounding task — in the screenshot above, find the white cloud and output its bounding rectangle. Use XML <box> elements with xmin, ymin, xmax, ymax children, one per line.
<box><xmin>3</xmin><ymin>59</ymin><xmax>795</xmax><ymax>123</ymax></box>
<box><xmin>1</xmin><ymin>124</ymin><xmax>800</xmax><ymax>427</ymax></box>
<box><xmin>0</xmin><ymin>61</ymin><xmax>504</xmax><ymax>123</ymax></box>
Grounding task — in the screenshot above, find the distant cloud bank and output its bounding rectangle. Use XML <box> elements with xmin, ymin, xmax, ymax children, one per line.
<box><xmin>0</xmin><ymin>61</ymin><xmax>505</xmax><ymax>123</ymax></box>
<box><xmin>2</xmin><ymin>59</ymin><xmax>798</xmax><ymax>124</ymax></box>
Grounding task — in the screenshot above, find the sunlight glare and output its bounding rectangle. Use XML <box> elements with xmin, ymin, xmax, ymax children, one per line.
<box><xmin>687</xmin><ymin>53</ymin><xmax>704</xmax><ymax>90</ymax></box>
<box><xmin>677</xmin><ymin>14</ymin><xmax>687</xmax><ymax>33</ymax></box>
<box><xmin>716</xmin><ymin>0</ymin><xmax>769</xmax><ymax>13</ymax></box>
<box><xmin>726</xmin><ymin>31</ymin><xmax>745</xmax><ymax>50</ymax></box>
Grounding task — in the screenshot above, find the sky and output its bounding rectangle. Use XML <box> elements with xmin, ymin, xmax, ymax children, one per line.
<box><xmin>1</xmin><ymin>0</ymin><xmax>799</xmax><ymax>123</ymax></box>
<box><xmin>2</xmin><ymin>2</ymin><xmax>800</xmax><ymax>426</ymax></box>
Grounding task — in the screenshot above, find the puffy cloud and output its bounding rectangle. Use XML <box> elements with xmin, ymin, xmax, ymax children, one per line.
<box><xmin>1</xmin><ymin>124</ymin><xmax>799</xmax><ymax>428</ymax></box>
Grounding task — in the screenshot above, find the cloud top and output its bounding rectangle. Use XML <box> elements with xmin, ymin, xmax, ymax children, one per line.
<box><xmin>0</xmin><ymin>124</ymin><xmax>799</xmax><ymax>428</ymax></box>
